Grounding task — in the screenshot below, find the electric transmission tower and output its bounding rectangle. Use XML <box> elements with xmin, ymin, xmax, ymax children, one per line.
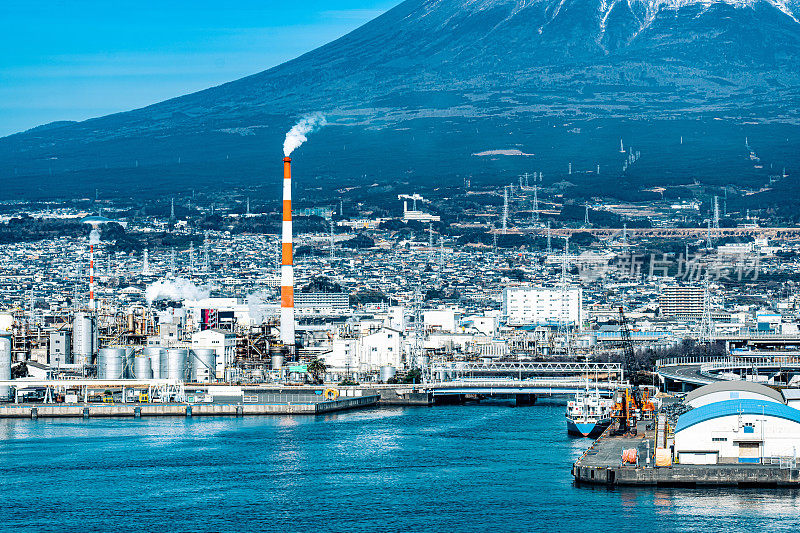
<box><xmin>202</xmin><ymin>231</ymin><xmax>210</xmax><ymax>272</ymax></box>
<box><xmin>502</xmin><ymin>186</ymin><xmax>509</xmax><ymax>234</ymax></box>
<box><xmin>329</xmin><ymin>220</ymin><xmax>335</xmax><ymax>261</ymax></box>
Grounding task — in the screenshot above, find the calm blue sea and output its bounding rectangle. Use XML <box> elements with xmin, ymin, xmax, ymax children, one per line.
<box><xmin>1</xmin><ymin>402</ymin><xmax>799</xmax><ymax>532</ymax></box>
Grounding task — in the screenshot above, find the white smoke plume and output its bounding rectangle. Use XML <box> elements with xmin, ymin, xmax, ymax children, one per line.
<box><xmin>145</xmin><ymin>277</ymin><xmax>212</xmax><ymax>304</ymax></box>
<box><xmin>283</xmin><ymin>113</ymin><xmax>327</xmax><ymax>156</ymax></box>
<box><xmin>246</xmin><ymin>290</ymin><xmax>279</xmax><ymax>325</ymax></box>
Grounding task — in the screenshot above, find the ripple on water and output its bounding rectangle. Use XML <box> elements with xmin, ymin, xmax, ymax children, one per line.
<box><xmin>1</xmin><ymin>404</ymin><xmax>800</xmax><ymax>532</ymax></box>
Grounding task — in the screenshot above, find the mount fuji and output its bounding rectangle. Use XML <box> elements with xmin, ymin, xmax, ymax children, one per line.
<box><xmin>2</xmin><ymin>0</ymin><xmax>799</xmax><ymax>205</ymax></box>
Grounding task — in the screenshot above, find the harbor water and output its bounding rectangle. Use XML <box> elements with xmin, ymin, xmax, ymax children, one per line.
<box><xmin>1</xmin><ymin>403</ymin><xmax>799</xmax><ymax>532</ymax></box>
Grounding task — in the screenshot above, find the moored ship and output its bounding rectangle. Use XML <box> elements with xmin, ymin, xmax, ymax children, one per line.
<box><xmin>566</xmin><ymin>389</ymin><xmax>614</xmax><ymax>438</ymax></box>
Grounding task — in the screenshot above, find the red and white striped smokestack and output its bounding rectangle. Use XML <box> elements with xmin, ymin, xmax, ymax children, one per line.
<box><xmin>280</xmin><ymin>156</ymin><xmax>295</xmax><ymax>346</ymax></box>
<box><xmin>89</xmin><ymin>243</ymin><xmax>95</xmax><ymax>312</ymax></box>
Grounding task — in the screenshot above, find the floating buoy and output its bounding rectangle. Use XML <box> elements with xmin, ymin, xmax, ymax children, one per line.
<box><xmin>323</xmin><ymin>388</ymin><xmax>340</xmax><ymax>400</ymax></box>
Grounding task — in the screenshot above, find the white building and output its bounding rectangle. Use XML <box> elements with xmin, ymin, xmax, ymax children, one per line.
<box><xmin>659</xmin><ymin>285</ymin><xmax>704</xmax><ymax>318</ymax></box>
<box><xmin>674</xmin><ymin>397</ymin><xmax>800</xmax><ymax>465</ymax></box>
<box><xmin>294</xmin><ymin>292</ymin><xmax>350</xmax><ymax>316</ymax></box>
<box><xmin>502</xmin><ymin>286</ymin><xmax>583</xmax><ymax>326</ymax></box>
<box><xmin>424</xmin><ymin>309</ymin><xmax>460</xmax><ymax>332</ymax></box>
<box><xmin>323</xmin><ymin>327</ymin><xmax>404</xmax><ymax>376</ymax></box>
<box><xmin>461</xmin><ymin>313</ymin><xmax>499</xmax><ymax>336</ymax></box>
<box><xmin>191</xmin><ymin>329</ymin><xmax>237</xmax><ymax>380</ymax></box>
<box><xmin>358</xmin><ymin>327</ymin><xmax>403</xmax><ymax>371</ymax></box>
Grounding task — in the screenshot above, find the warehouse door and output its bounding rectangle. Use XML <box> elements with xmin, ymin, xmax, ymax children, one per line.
<box><xmin>738</xmin><ymin>442</ymin><xmax>761</xmax><ymax>464</ymax></box>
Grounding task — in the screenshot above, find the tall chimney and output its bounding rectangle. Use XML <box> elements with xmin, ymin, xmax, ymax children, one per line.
<box><xmin>281</xmin><ymin>157</ymin><xmax>295</xmax><ymax>347</ymax></box>
<box><xmin>89</xmin><ymin>242</ymin><xmax>95</xmax><ymax>312</ymax></box>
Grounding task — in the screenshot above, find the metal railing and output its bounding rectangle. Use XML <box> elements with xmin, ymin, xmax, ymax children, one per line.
<box><xmin>428</xmin><ymin>361</ymin><xmax>623</xmax><ymax>374</ymax></box>
<box><xmin>426</xmin><ymin>378</ymin><xmax>628</xmax><ymax>391</ymax></box>
<box><xmin>699</xmin><ymin>356</ymin><xmax>800</xmax><ymax>378</ymax></box>
<box><xmin>655</xmin><ymin>356</ymin><xmax>729</xmax><ymax>368</ymax></box>
<box><xmin>762</xmin><ymin>456</ymin><xmax>798</xmax><ymax>469</ymax></box>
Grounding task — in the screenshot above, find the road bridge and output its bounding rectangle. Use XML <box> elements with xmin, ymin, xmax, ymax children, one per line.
<box><xmin>655</xmin><ymin>354</ymin><xmax>800</xmax><ymax>391</ymax></box>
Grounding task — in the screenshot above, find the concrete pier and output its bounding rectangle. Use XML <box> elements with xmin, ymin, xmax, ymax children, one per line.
<box><xmin>573</xmin><ymin>423</ymin><xmax>800</xmax><ymax>487</ymax></box>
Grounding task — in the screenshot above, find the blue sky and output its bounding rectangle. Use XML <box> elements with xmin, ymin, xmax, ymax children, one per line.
<box><xmin>0</xmin><ymin>1</ymin><xmax>398</xmax><ymax>137</ymax></box>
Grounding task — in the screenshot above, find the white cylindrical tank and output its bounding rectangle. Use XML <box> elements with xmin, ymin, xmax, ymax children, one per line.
<box><xmin>0</xmin><ymin>337</ymin><xmax>11</xmax><ymax>401</ymax></box>
<box><xmin>132</xmin><ymin>356</ymin><xmax>153</xmax><ymax>379</ymax></box>
<box><xmin>380</xmin><ymin>365</ymin><xmax>396</xmax><ymax>383</ymax></box>
<box><xmin>164</xmin><ymin>348</ymin><xmax>189</xmax><ymax>380</ymax></box>
<box><xmin>191</xmin><ymin>349</ymin><xmax>216</xmax><ymax>383</ymax></box>
<box><xmin>97</xmin><ymin>347</ymin><xmax>126</xmax><ymax>379</ymax></box>
<box><xmin>72</xmin><ymin>312</ymin><xmax>96</xmax><ymax>366</ymax></box>
<box><xmin>142</xmin><ymin>347</ymin><xmax>165</xmax><ymax>379</ymax></box>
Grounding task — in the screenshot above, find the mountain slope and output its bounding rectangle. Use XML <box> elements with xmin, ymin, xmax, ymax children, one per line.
<box><xmin>1</xmin><ymin>0</ymin><xmax>800</xmax><ymax>200</ymax></box>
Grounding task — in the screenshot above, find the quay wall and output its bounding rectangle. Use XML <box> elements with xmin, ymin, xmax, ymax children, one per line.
<box><xmin>573</xmin><ymin>464</ymin><xmax>800</xmax><ymax>486</ymax></box>
<box><xmin>0</xmin><ymin>395</ymin><xmax>379</xmax><ymax>419</ymax></box>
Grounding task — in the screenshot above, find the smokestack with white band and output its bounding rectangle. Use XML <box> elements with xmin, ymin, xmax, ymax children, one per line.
<box><xmin>279</xmin><ymin>113</ymin><xmax>325</xmax><ymax>348</ymax></box>
<box><xmin>280</xmin><ymin>156</ymin><xmax>295</xmax><ymax>346</ymax></box>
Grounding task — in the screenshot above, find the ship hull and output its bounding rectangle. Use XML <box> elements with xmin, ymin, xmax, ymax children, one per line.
<box><xmin>566</xmin><ymin>418</ymin><xmax>611</xmax><ymax>438</ymax></box>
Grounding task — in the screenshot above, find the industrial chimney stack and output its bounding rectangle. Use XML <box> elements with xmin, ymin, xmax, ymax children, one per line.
<box><xmin>281</xmin><ymin>157</ymin><xmax>295</xmax><ymax>347</ymax></box>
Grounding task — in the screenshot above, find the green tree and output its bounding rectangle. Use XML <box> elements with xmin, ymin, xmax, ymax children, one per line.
<box><xmin>402</xmin><ymin>367</ymin><xmax>422</xmax><ymax>384</ymax></box>
<box><xmin>307</xmin><ymin>358</ymin><xmax>327</xmax><ymax>384</ymax></box>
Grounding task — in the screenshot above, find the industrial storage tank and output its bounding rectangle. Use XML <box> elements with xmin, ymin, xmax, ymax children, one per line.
<box><xmin>132</xmin><ymin>356</ymin><xmax>153</xmax><ymax>379</ymax></box>
<box><xmin>97</xmin><ymin>347</ymin><xmax>126</xmax><ymax>379</ymax></box>
<box><xmin>0</xmin><ymin>337</ymin><xmax>11</xmax><ymax>401</ymax></box>
<box><xmin>164</xmin><ymin>348</ymin><xmax>189</xmax><ymax>380</ymax></box>
<box><xmin>380</xmin><ymin>365</ymin><xmax>396</xmax><ymax>383</ymax></box>
<box><xmin>269</xmin><ymin>345</ymin><xmax>284</xmax><ymax>370</ymax></box>
<box><xmin>191</xmin><ymin>349</ymin><xmax>216</xmax><ymax>383</ymax></box>
<box><xmin>142</xmin><ymin>347</ymin><xmax>165</xmax><ymax>379</ymax></box>
<box><xmin>72</xmin><ymin>312</ymin><xmax>96</xmax><ymax>366</ymax></box>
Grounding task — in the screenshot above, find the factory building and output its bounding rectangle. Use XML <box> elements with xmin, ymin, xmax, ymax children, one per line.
<box><xmin>502</xmin><ymin>287</ymin><xmax>583</xmax><ymax>326</ymax></box>
<box><xmin>658</xmin><ymin>285</ymin><xmax>704</xmax><ymax>318</ymax></box>
<box><xmin>423</xmin><ymin>309</ymin><xmax>461</xmax><ymax>332</ymax></box>
<box><xmin>48</xmin><ymin>331</ymin><xmax>71</xmax><ymax>367</ymax></box>
<box><xmin>323</xmin><ymin>326</ymin><xmax>403</xmax><ymax>375</ymax></box>
<box><xmin>674</xmin><ymin>398</ymin><xmax>800</xmax><ymax>465</ymax></box>
<box><xmin>191</xmin><ymin>329</ymin><xmax>236</xmax><ymax>380</ymax></box>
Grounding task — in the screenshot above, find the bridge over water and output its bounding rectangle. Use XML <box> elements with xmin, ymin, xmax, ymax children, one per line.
<box><xmin>423</xmin><ymin>361</ymin><xmax>626</xmax><ymax>401</ymax></box>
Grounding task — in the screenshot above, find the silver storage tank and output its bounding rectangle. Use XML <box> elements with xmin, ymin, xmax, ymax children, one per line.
<box><xmin>142</xmin><ymin>347</ymin><xmax>165</xmax><ymax>379</ymax></box>
<box><xmin>164</xmin><ymin>348</ymin><xmax>189</xmax><ymax>380</ymax></box>
<box><xmin>132</xmin><ymin>356</ymin><xmax>153</xmax><ymax>379</ymax></box>
<box><xmin>379</xmin><ymin>365</ymin><xmax>396</xmax><ymax>383</ymax></box>
<box><xmin>72</xmin><ymin>312</ymin><xmax>96</xmax><ymax>366</ymax></box>
<box><xmin>0</xmin><ymin>337</ymin><xmax>11</xmax><ymax>401</ymax></box>
<box><xmin>271</xmin><ymin>354</ymin><xmax>284</xmax><ymax>370</ymax></box>
<box><xmin>97</xmin><ymin>347</ymin><xmax>126</xmax><ymax>379</ymax></box>
<box><xmin>191</xmin><ymin>349</ymin><xmax>216</xmax><ymax>383</ymax></box>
